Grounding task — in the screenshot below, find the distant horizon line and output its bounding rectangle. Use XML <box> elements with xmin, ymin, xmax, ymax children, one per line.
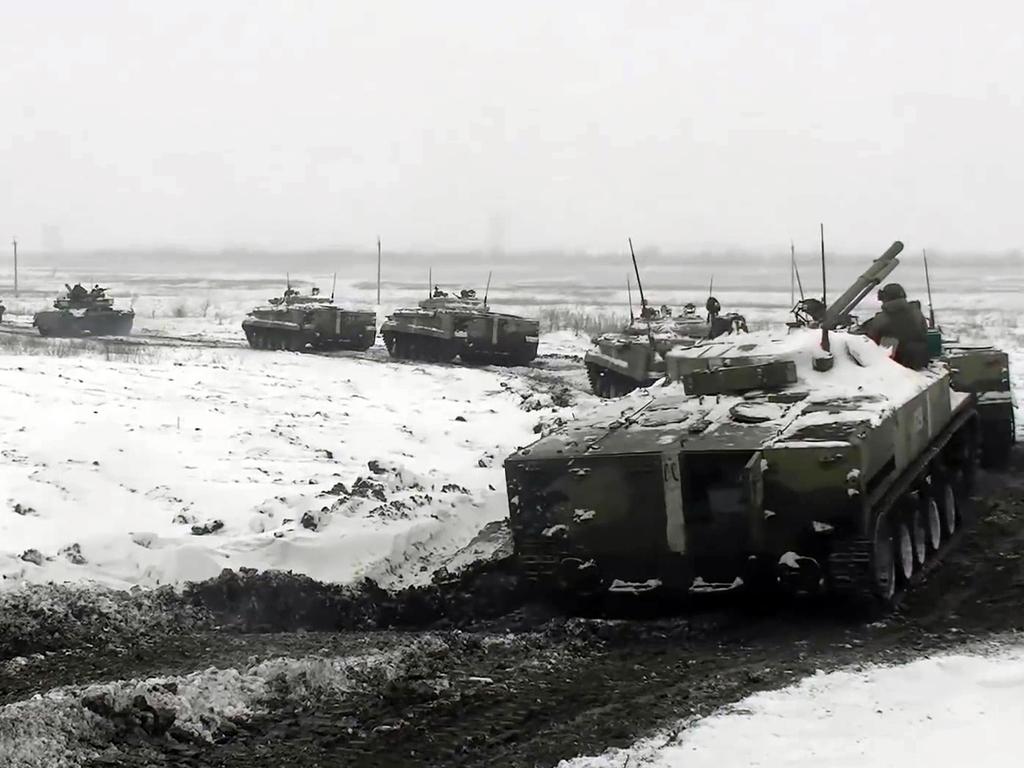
<box><xmin>5</xmin><ymin>244</ymin><xmax>1023</xmax><ymax>261</ymax></box>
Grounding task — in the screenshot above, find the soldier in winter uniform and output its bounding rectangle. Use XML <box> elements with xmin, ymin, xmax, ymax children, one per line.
<box><xmin>859</xmin><ymin>282</ymin><xmax>929</xmax><ymax>369</ymax></box>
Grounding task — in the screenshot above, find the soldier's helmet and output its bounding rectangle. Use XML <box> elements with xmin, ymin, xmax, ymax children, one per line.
<box><xmin>683</xmin><ymin>302</ymin><xmax>696</xmax><ymax>316</ymax></box>
<box><xmin>877</xmin><ymin>283</ymin><xmax>906</xmax><ymax>302</ymax></box>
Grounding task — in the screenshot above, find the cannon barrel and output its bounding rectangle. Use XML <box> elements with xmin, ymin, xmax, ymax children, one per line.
<box><xmin>821</xmin><ymin>240</ymin><xmax>903</xmax><ymax>330</ymax></box>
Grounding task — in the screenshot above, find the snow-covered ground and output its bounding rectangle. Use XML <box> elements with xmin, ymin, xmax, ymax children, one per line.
<box><xmin>562</xmin><ymin>642</ymin><xmax>1024</xmax><ymax>768</ymax></box>
<box><xmin>0</xmin><ymin>341</ymin><xmax>579</xmax><ymax>590</ymax></box>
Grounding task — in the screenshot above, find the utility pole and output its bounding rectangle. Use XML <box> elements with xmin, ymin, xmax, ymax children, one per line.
<box><xmin>12</xmin><ymin>237</ymin><xmax>18</xmax><ymax>296</ymax></box>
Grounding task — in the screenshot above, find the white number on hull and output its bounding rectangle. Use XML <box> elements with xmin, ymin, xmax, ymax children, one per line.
<box><xmin>662</xmin><ymin>452</ymin><xmax>686</xmax><ymax>553</ymax></box>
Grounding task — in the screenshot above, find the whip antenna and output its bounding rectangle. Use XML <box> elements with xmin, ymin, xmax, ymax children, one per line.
<box><xmin>923</xmin><ymin>248</ymin><xmax>936</xmax><ymax>329</ymax></box>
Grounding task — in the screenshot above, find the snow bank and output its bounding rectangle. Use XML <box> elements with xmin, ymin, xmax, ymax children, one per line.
<box><xmin>0</xmin><ymin>345</ymin><xmax>553</xmax><ymax>589</ymax></box>
<box><xmin>561</xmin><ymin>643</ymin><xmax>1024</xmax><ymax>768</ymax></box>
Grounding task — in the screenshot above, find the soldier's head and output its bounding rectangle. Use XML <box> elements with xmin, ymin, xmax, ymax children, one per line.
<box><xmin>877</xmin><ymin>283</ymin><xmax>906</xmax><ymax>302</ymax></box>
<box><xmin>705</xmin><ymin>296</ymin><xmax>721</xmax><ymax>315</ymax></box>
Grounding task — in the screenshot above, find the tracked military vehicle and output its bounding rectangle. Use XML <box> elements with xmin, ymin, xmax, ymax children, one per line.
<box><xmin>242</xmin><ymin>287</ymin><xmax>376</xmax><ymax>351</ymax></box>
<box><xmin>506</xmin><ymin>241</ymin><xmax>1014</xmax><ymax>607</ymax></box>
<box><xmin>381</xmin><ymin>287</ymin><xmax>539</xmax><ymax>365</ymax></box>
<box><xmin>33</xmin><ymin>284</ymin><xmax>134</xmax><ymax>337</ymax></box>
<box><xmin>585</xmin><ymin>301</ymin><xmax>748</xmax><ymax>398</ymax></box>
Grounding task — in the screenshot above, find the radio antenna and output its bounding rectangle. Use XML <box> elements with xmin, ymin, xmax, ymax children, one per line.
<box><xmin>628</xmin><ymin>237</ymin><xmax>655</xmax><ymax>348</ymax></box>
<box><xmin>794</xmin><ymin>254</ymin><xmax>805</xmax><ymax>300</ymax></box>
<box><xmin>627</xmin><ymin>275</ymin><xmax>634</xmax><ymax>319</ymax></box>
<box><xmin>923</xmin><ymin>248</ymin><xmax>936</xmax><ymax>329</ymax></box>
<box><xmin>376</xmin><ymin>237</ymin><xmax>382</xmax><ymax>306</ymax></box>
<box><xmin>819</xmin><ymin>223</ymin><xmax>826</xmax><ymax>305</ymax></box>
<box><xmin>483</xmin><ymin>270</ymin><xmax>492</xmax><ymax>305</ymax></box>
<box><xmin>790</xmin><ymin>240</ymin><xmax>795</xmax><ymax>306</ymax></box>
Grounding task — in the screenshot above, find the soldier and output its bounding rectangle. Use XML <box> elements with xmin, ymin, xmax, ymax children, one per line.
<box><xmin>682</xmin><ymin>303</ymin><xmax>697</xmax><ymax>317</ymax></box>
<box><xmin>859</xmin><ymin>283</ymin><xmax>929</xmax><ymax>369</ymax></box>
<box><xmin>0</xmin><ymin>298</ymin><xmax>5</xmax><ymax>323</ymax></box>
<box><xmin>433</xmin><ymin>286</ymin><xmax>447</xmax><ymax>298</ymax></box>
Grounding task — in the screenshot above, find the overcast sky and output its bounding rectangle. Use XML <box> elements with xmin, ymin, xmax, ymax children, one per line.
<box><xmin>1</xmin><ymin>1</ymin><xmax>1022</xmax><ymax>254</ymax></box>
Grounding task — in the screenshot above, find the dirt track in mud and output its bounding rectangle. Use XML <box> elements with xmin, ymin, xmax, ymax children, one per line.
<box><xmin>2</xmin><ymin>449</ymin><xmax>1022</xmax><ymax>768</ymax></box>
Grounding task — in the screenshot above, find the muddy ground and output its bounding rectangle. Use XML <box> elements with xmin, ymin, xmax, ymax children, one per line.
<box><xmin>2</xmin><ymin>448</ymin><xmax>1023</xmax><ymax>768</ymax></box>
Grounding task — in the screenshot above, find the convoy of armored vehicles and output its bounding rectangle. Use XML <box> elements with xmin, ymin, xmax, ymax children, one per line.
<box><xmin>6</xmin><ymin>243</ymin><xmax>1018</xmax><ymax>612</ymax></box>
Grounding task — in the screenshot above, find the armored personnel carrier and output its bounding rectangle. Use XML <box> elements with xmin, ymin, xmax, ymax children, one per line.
<box><xmin>585</xmin><ymin>300</ymin><xmax>748</xmax><ymax>398</ymax></box>
<box><xmin>381</xmin><ymin>287</ymin><xmax>539</xmax><ymax>365</ymax></box>
<box><xmin>33</xmin><ymin>284</ymin><xmax>134</xmax><ymax>337</ymax></box>
<box><xmin>242</xmin><ymin>287</ymin><xmax>376</xmax><ymax>351</ymax></box>
<box><xmin>505</xmin><ymin>241</ymin><xmax>1015</xmax><ymax>607</ymax></box>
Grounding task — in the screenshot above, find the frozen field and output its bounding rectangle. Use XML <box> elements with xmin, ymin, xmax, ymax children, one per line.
<box><xmin>0</xmin><ymin>338</ymin><xmax>587</xmax><ymax>590</ymax></box>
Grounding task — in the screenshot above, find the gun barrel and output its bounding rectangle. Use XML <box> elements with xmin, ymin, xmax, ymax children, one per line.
<box><xmin>820</xmin><ymin>240</ymin><xmax>904</xmax><ymax>329</ymax></box>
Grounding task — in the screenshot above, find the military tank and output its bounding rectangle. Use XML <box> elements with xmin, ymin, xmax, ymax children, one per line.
<box><xmin>585</xmin><ymin>299</ymin><xmax>748</xmax><ymax>398</ymax></box>
<box><xmin>33</xmin><ymin>284</ymin><xmax>134</xmax><ymax>337</ymax></box>
<box><xmin>505</xmin><ymin>241</ymin><xmax>1015</xmax><ymax>607</ymax></box>
<box><xmin>381</xmin><ymin>287</ymin><xmax>539</xmax><ymax>365</ymax></box>
<box><xmin>242</xmin><ymin>286</ymin><xmax>376</xmax><ymax>351</ymax></box>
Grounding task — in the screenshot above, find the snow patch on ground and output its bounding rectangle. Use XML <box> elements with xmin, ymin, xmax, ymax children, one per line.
<box><xmin>0</xmin><ymin>345</ymin><xmax>560</xmax><ymax>590</ymax></box>
<box><xmin>561</xmin><ymin>643</ymin><xmax>1024</xmax><ymax>768</ymax></box>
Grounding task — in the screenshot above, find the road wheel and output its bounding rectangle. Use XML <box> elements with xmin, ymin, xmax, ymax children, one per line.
<box><xmin>894</xmin><ymin>514</ymin><xmax>915</xmax><ymax>584</ymax></box>
<box><xmin>939</xmin><ymin>479</ymin><xmax>959</xmax><ymax>537</ymax></box>
<box><xmin>923</xmin><ymin>494</ymin><xmax>943</xmax><ymax>552</ymax></box>
<box><xmin>910</xmin><ymin>505</ymin><xmax>927</xmax><ymax>567</ymax></box>
<box><xmin>871</xmin><ymin>512</ymin><xmax>896</xmax><ymax>603</ymax></box>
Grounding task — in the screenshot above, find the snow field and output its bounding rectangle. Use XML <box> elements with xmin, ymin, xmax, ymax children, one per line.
<box><xmin>562</xmin><ymin>642</ymin><xmax>1024</xmax><ymax>768</ymax></box>
<box><xmin>0</xmin><ymin>343</ymin><xmax>564</xmax><ymax>589</ymax></box>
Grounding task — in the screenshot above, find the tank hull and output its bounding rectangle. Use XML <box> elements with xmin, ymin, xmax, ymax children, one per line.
<box><xmin>33</xmin><ymin>309</ymin><xmax>135</xmax><ymax>337</ymax></box>
<box><xmin>381</xmin><ymin>309</ymin><xmax>539</xmax><ymax>365</ymax></box>
<box><xmin>242</xmin><ymin>309</ymin><xmax>376</xmax><ymax>352</ymax></box>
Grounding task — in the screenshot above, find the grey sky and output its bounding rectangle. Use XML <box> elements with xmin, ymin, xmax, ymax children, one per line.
<box><xmin>2</xmin><ymin>1</ymin><xmax>1022</xmax><ymax>253</ymax></box>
